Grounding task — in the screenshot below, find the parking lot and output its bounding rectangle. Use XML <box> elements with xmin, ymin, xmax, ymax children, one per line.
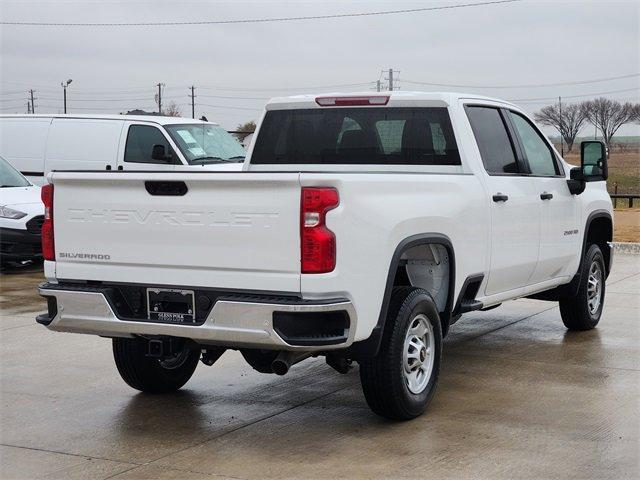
<box><xmin>1</xmin><ymin>255</ymin><xmax>638</xmax><ymax>480</ymax></box>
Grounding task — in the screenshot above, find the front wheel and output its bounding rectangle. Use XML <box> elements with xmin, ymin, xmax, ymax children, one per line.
<box><xmin>559</xmin><ymin>244</ymin><xmax>606</xmax><ymax>330</ymax></box>
<box><xmin>359</xmin><ymin>287</ymin><xmax>442</xmax><ymax>420</ymax></box>
<box><xmin>112</xmin><ymin>337</ymin><xmax>200</xmax><ymax>393</ymax></box>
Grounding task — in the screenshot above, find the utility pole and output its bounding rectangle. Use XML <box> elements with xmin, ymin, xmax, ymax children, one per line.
<box><xmin>29</xmin><ymin>89</ymin><xmax>36</xmax><ymax>114</ymax></box>
<box><xmin>558</xmin><ymin>96</ymin><xmax>564</xmax><ymax>157</ymax></box>
<box><xmin>27</xmin><ymin>102</ymin><xmax>31</xmax><ymax>114</ymax></box>
<box><xmin>376</xmin><ymin>80</ymin><xmax>381</xmax><ymax>92</ymax></box>
<box><xmin>156</xmin><ymin>83</ymin><xmax>164</xmax><ymax>115</ymax></box>
<box><xmin>382</xmin><ymin>68</ymin><xmax>398</xmax><ymax>91</ymax></box>
<box><xmin>189</xmin><ymin>86</ymin><xmax>196</xmax><ymax>119</ymax></box>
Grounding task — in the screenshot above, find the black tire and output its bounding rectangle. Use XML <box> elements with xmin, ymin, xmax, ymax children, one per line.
<box><xmin>359</xmin><ymin>286</ymin><xmax>442</xmax><ymax>420</ymax></box>
<box><xmin>559</xmin><ymin>244</ymin><xmax>606</xmax><ymax>331</ymax></box>
<box><xmin>112</xmin><ymin>337</ymin><xmax>200</xmax><ymax>393</ymax></box>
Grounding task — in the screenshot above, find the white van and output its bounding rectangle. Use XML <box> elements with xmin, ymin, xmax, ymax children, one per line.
<box><xmin>0</xmin><ymin>115</ymin><xmax>246</xmax><ymax>184</ymax></box>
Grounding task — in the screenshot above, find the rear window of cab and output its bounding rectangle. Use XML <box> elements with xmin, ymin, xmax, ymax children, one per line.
<box><xmin>251</xmin><ymin>107</ymin><xmax>461</xmax><ymax>166</ymax></box>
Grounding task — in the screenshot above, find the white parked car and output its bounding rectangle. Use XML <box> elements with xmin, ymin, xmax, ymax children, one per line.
<box><xmin>0</xmin><ymin>115</ymin><xmax>246</xmax><ymax>185</ymax></box>
<box><xmin>0</xmin><ymin>156</ymin><xmax>44</xmax><ymax>263</ymax></box>
<box><xmin>36</xmin><ymin>92</ymin><xmax>613</xmax><ymax>420</ymax></box>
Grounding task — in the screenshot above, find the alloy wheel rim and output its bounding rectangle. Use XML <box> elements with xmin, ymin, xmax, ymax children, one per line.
<box><xmin>403</xmin><ymin>313</ymin><xmax>435</xmax><ymax>394</ymax></box>
<box><xmin>587</xmin><ymin>260</ymin><xmax>603</xmax><ymax>315</ymax></box>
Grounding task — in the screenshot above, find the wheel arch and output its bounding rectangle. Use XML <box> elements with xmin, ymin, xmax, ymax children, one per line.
<box><xmin>583</xmin><ymin>210</ymin><xmax>613</xmax><ymax>277</ymax></box>
<box><xmin>346</xmin><ymin>233</ymin><xmax>455</xmax><ymax>359</ymax></box>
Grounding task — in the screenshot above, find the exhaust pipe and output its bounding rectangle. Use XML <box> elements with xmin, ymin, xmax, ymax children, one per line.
<box><xmin>271</xmin><ymin>351</ymin><xmax>312</xmax><ymax>375</ymax></box>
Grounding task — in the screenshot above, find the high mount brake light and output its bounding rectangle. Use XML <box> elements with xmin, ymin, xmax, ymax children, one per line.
<box><xmin>300</xmin><ymin>187</ymin><xmax>339</xmax><ymax>274</ymax></box>
<box><xmin>41</xmin><ymin>184</ymin><xmax>55</xmax><ymax>261</ymax></box>
<box><xmin>315</xmin><ymin>96</ymin><xmax>390</xmax><ymax>107</ymax></box>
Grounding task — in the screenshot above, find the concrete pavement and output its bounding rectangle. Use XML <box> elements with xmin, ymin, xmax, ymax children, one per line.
<box><xmin>1</xmin><ymin>256</ymin><xmax>638</xmax><ymax>479</ymax></box>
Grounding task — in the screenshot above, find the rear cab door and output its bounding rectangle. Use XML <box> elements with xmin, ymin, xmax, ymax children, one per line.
<box><xmin>464</xmin><ymin>103</ymin><xmax>540</xmax><ymax>297</ymax></box>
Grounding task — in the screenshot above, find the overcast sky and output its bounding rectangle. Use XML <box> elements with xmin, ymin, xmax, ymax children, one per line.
<box><xmin>1</xmin><ymin>0</ymin><xmax>638</xmax><ymax>135</ymax></box>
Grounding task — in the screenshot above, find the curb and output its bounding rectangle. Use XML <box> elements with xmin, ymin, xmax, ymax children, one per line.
<box><xmin>611</xmin><ymin>242</ymin><xmax>640</xmax><ymax>255</ymax></box>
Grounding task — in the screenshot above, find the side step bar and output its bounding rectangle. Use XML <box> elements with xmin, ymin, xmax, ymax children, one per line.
<box><xmin>458</xmin><ymin>299</ymin><xmax>483</xmax><ymax>314</ymax></box>
<box><xmin>452</xmin><ymin>274</ymin><xmax>485</xmax><ymax>317</ymax></box>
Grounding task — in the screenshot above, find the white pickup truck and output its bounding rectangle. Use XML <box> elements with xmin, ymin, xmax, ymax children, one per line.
<box><xmin>37</xmin><ymin>92</ymin><xmax>613</xmax><ymax>420</ymax></box>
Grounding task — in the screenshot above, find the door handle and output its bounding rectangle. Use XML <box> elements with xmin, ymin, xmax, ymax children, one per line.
<box><xmin>492</xmin><ymin>193</ymin><xmax>509</xmax><ymax>202</ymax></box>
<box><xmin>540</xmin><ymin>192</ymin><xmax>553</xmax><ymax>200</ymax></box>
<box><xmin>145</xmin><ymin>181</ymin><xmax>188</xmax><ymax>196</ymax></box>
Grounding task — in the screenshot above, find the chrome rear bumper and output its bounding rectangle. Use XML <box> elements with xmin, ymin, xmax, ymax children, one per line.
<box><xmin>37</xmin><ymin>286</ymin><xmax>356</xmax><ymax>351</ymax></box>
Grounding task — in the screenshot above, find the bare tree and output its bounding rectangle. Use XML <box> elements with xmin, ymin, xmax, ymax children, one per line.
<box><xmin>582</xmin><ymin>98</ymin><xmax>635</xmax><ymax>148</ymax></box>
<box><xmin>164</xmin><ymin>101</ymin><xmax>182</xmax><ymax>117</ymax></box>
<box><xmin>534</xmin><ymin>102</ymin><xmax>587</xmax><ymax>153</ymax></box>
<box><xmin>633</xmin><ymin>103</ymin><xmax>640</xmax><ymax>124</ymax></box>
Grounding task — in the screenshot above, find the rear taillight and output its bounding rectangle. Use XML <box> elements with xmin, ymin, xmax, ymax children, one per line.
<box><xmin>41</xmin><ymin>184</ymin><xmax>54</xmax><ymax>261</ymax></box>
<box><xmin>301</xmin><ymin>187</ymin><xmax>339</xmax><ymax>274</ymax></box>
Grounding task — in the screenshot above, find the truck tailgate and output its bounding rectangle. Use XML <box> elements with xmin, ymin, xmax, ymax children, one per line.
<box><xmin>51</xmin><ymin>172</ymin><xmax>302</xmax><ymax>292</ymax></box>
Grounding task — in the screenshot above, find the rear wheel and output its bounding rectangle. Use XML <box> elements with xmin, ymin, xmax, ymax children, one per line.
<box><xmin>112</xmin><ymin>337</ymin><xmax>200</xmax><ymax>393</ymax></box>
<box><xmin>559</xmin><ymin>244</ymin><xmax>606</xmax><ymax>330</ymax></box>
<box><xmin>359</xmin><ymin>287</ymin><xmax>442</xmax><ymax>420</ymax></box>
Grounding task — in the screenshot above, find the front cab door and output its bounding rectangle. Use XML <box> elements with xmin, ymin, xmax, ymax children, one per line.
<box><xmin>505</xmin><ymin>110</ymin><xmax>579</xmax><ymax>284</ymax></box>
<box><xmin>117</xmin><ymin>123</ymin><xmax>183</xmax><ymax>171</ymax></box>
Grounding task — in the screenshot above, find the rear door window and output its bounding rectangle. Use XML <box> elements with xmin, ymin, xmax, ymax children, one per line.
<box><xmin>124</xmin><ymin>125</ymin><xmax>177</xmax><ymax>164</ymax></box>
<box><xmin>251</xmin><ymin>107</ymin><xmax>460</xmax><ymax>165</ymax></box>
<box><xmin>465</xmin><ymin>106</ymin><xmax>519</xmax><ymax>175</ymax></box>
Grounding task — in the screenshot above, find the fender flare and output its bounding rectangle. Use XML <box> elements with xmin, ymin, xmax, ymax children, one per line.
<box><xmin>345</xmin><ymin>233</ymin><xmax>455</xmax><ymax>359</ymax></box>
<box><xmin>581</xmin><ymin>210</ymin><xmax>613</xmax><ymax>276</ymax></box>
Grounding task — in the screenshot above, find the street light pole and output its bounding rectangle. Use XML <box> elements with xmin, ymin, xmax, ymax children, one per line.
<box><xmin>61</xmin><ymin>79</ymin><xmax>72</xmax><ymax>113</ymax></box>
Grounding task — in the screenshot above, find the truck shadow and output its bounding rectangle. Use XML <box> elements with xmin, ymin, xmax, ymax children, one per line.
<box><xmin>110</xmin><ymin>312</ymin><xmax>611</xmax><ymax>462</ymax></box>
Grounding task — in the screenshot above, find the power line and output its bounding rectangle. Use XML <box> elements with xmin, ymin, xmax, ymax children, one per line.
<box><xmin>0</xmin><ymin>104</ymin><xmax>27</xmax><ymax>110</ymax></box>
<box><xmin>36</xmin><ymin>96</ymin><xmax>153</xmax><ymax>102</ymax></box>
<box><xmin>195</xmin><ymin>103</ymin><xmax>262</xmax><ymax>111</ymax></box>
<box><xmin>0</xmin><ymin>0</ymin><xmax>523</xmax><ymax>26</ymax></box>
<box><xmin>197</xmin><ymin>94</ymin><xmax>269</xmax><ymax>100</ymax></box>
<box><xmin>33</xmin><ymin>105</ymin><xmax>158</xmax><ymax>111</ymax></box>
<box><xmin>197</xmin><ymin>82</ymin><xmax>374</xmax><ymax>92</ymax></box>
<box><xmin>508</xmin><ymin>87</ymin><xmax>640</xmax><ymax>102</ymax></box>
<box><xmin>1</xmin><ymin>81</ymin><xmax>374</xmax><ymax>94</ymax></box>
<box><xmin>402</xmin><ymin>73</ymin><xmax>640</xmax><ymax>89</ymax></box>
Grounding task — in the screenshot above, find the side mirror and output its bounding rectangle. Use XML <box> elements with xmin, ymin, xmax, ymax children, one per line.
<box><xmin>567</xmin><ymin>167</ymin><xmax>586</xmax><ymax>195</ymax></box>
<box><xmin>580</xmin><ymin>141</ymin><xmax>608</xmax><ymax>181</ymax></box>
<box><xmin>151</xmin><ymin>144</ymin><xmax>173</xmax><ymax>162</ymax></box>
